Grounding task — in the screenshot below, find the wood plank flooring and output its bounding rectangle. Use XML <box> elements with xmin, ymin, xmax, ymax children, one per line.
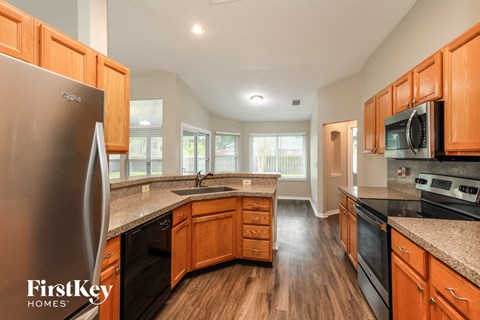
<box><xmin>156</xmin><ymin>200</ymin><xmax>375</xmax><ymax>320</ymax></box>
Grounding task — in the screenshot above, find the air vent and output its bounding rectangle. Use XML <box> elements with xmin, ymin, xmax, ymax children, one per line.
<box><xmin>292</xmin><ymin>99</ymin><xmax>302</xmax><ymax>106</ymax></box>
<box><xmin>210</xmin><ymin>0</ymin><xmax>242</xmax><ymax>5</ymax></box>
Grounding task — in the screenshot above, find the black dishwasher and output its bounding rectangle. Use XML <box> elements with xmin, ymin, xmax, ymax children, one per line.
<box><xmin>121</xmin><ymin>212</ymin><xmax>172</xmax><ymax>320</ymax></box>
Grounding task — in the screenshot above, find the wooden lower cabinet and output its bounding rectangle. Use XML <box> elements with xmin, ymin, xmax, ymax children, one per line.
<box><xmin>391</xmin><ymin>253</ymin><xmax>429</xmax><ymax>320</ymax></box>
<box><xmin>346</xmin><ymin>212</ymin><xmax>357</xmax><ymax>268</ymax></box>
<box><xmin>392</xmin><ymin>230</ymin><xmax>480</xmax><ymax>320</ymax></box>
<box><xmin>338</xmin><ymin>192</ymin><xmax>357</xmax><ymax>269</ymax></box>
<box><xmin>191</xmin><ymin>211</ymin><xmax>235</xmax><ymax>270</ymax></box>
<box><xmin>99</xmin><ymin>236</ymin><xmax>121</xmax><ymax>320</ymax></box>
<box><xmin>171</xmin><ymin>219</ymin><xmax>190</xmax><ymax>289</ymax></box>
<box><xmin>339</xmin><ymin>204</ymin><xmax>348</xmax><ymax>251</ymax></box>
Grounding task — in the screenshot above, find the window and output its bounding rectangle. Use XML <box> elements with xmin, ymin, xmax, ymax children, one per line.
<box><xmin>250</xmin><ymin>134</ymin><xmax>307</xmax><ymax>180</ymax></box>
<box><xmin>109</xmin><ymin>99</ymin><xmax>163</xmax><ymax>179</ymax></box>
<box><xmin>181</xmin><ymin>124</ymin><xmax>211</xmax><ymax>175</ymax></box>
<box><xmin>215</xmin><ymin>132</ymin><xmax>240</xmax><ymax>172</ymax></box>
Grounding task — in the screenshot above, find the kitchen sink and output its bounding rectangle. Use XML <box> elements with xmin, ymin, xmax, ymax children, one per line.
<box><xmin>171</xmin><ymin>186</ymin><xmax>237</xmax><ymax>196</ymax></box>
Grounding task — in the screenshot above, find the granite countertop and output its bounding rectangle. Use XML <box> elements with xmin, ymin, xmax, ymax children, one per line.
<box><xmin>338</xmin><ymin>186</ymin><xmax>419</xmax><ymax>201</ymax></box>
<box><xmin>389</xmin><ymin>217</ymin><xmax>480</xmax><ymax>287</ymax></box>
<box><xmin>108</xmin><ymin>184</ymin><xmax>276</xmax><ymax>239</ymax></box>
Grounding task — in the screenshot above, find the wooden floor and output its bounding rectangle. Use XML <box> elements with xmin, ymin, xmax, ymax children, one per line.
<box><xmin>156</xmin><ymin>200</ymin><xmax>375</xmax><ymax>320</ymax></box>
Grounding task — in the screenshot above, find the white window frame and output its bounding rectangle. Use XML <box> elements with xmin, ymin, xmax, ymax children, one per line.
<box><xmin>249</xmin><ymin>132</ymin><xmax>308</xmax><ymax>181</ymax></box>
<box><xmin>180</xmin><ymin>123</ymin><xmax>212</xmax><ymax>175</ymax></box>
<box><xmin>214</xmin><ymin>131</ymin><xmax>240</xmax><ymax>172</ymax></box>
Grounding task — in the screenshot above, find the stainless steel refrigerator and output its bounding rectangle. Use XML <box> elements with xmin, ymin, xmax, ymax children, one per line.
<box><xmin>0</xmin><ymin>53</ymin><xmax>110</xmax><ymax>320</ymax></box>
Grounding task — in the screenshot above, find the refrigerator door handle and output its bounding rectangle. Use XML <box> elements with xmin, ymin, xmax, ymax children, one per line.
<box><xmin>84</xmin><ymin>123</ymin><xmax>110</xmax><ymax>287</ymax></box>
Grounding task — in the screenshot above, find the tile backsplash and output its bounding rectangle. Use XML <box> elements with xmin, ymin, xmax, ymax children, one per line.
<box><xmin>387</xmin><ymin>159</ymin><xmax>480</xmax><ymax>196</ymax></box>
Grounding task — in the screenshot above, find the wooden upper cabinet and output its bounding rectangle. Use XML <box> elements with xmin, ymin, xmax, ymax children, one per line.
<box><xmin>444</xmin><ymin>22</ymin><xmax>480</xmax><ymax>155</ymax></box>
<box><xmin>393</xmin><ymin>71</ymin><xmax>413</xmax><ymax>114</ymax></box>
<box><xmin>363</xmin><ymin>96</ymin><xmax>376</xmax><ymax>153</ymax></box>
<box><xmin>413</xmin><ymin>51</ymin><xmax>442</xmax><ymax>106</ymax></box>
<box><xmin>97</xmin><ymin>55</ymin><xmax>130</xmax><ymax>153</ymax></box>
<box><xmin>375</xmin><ymin>86</ymin><xmax>393</xmax><ymax>154</ymax></box>
<box><xmin>37</xmin><ymin>23</ymin><xmax>96</xmax><ymax>86</ymax></box>
<box><xmin>0</xmin><ymin>1</ymin><xmax>33</xmax><ymax>62</ymax></box>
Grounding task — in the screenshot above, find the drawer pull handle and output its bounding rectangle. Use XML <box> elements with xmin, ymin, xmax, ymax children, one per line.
<box><xmin>116</xmin><ymin>267</ymin><xmax>120</xmax><ymax>274</ymax></box>
<box><xmin>104</xmin><ymin>252</ymin><xmax>113</xmax><ymax>259</ymax></box>
<box><xmin>417</xmin><ymin>284</ymin><xmax>424</xmax><ymax>293</ymax></box>
<box><xmin>397</xmin><ymin>246</ymin><xmax>410</xmax><ymax>254</ymax></box>
<box><xmin>445</xmin><ymin>288</ymin><xmax>468</xmax><ymax>301</ymax></box>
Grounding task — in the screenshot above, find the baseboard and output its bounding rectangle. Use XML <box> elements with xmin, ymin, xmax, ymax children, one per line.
<box><xmin>277</xmin><ymin>196</ymin><xmax>311</xmax><ymax>200</ymax></box>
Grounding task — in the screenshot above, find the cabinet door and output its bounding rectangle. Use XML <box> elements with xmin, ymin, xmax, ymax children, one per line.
<box><xmin>339</xmin><ymin>204</ymin><xmax>348</xmax><ymax>251</ymax></box>
<box><xmin>191</xmin><ymin>212</ymin><xmax>235</xmax><ymax>270</ymax></box>
<box><xmin>391</xmin><ymin>254</ymin><xmax>429</xmax><ymax>320</ymax></box>
<box><xmin>0</xmin><ymin>1</ymin><xmax>33</xmax><ymax>62</ymax></box>
<box><xmin>99</xmin><ymin>261</ymin><xmax>120</xmax><ymax>320</ymax></box>
<box><xmin>37</xmin><ymin>23</ymin><xmax>96</xmax><ymax>86</ymax></box>
<box><xmin>171</xmin><ymin>219</ymin><xmax>190</xmax><ymax>289</ymax></box>
<box><xmin>444</xmin><ymin>23</ymin><xmax>480</xmax><ymax>155</ymax></box>
<box><xmin>393</xmin><ymin>72</ymin><xmax>413</xmax><ymax>114</ymax></box>
<box><xmin>375</xmin><ymin>86</ymin><xmax>393</xmax><ymax>154</ymax></box>
<box><xmin>347</xmin><ymin>212</ymin><xmax>357</xmax><ymax>269</ymax></box>
<box><xmin>430</xmin><ymin>291</ymin><xmax>466</xmax><ymax>320</ymax></box>
<box><xmin>363</xmin><ymin>97</ymin><xmax>376</xmax><ymax>153</ymax></box>
<box><xmin>97</xmin><ymin>55</ymin><xmax>130</xmax><ymax>153</ymax></box>
<box><xmin>413</xmin><ymin>51</ymin><xmax>442</xmax><ymax>106</ymax></box>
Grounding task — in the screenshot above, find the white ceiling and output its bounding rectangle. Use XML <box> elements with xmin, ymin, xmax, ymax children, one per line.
<box><xmin>107</xmin><ymin>0</ymin><xmax>417</xmax><ymax>122</ymax></box>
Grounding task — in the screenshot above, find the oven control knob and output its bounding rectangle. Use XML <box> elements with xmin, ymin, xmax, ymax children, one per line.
<box><xmin>468</xmin><ymin>187</ymin><xmax>478</xmax><ymax>194</ymax></box>
<box><xmin>415</xmin><ymin>178</ymin><xmax>427</xmax><ymax>185</ymax></box>
<box><xmin>459</xmin><ymin>185</ymin><xmax>467</xmax><ymax>193</ymax></box>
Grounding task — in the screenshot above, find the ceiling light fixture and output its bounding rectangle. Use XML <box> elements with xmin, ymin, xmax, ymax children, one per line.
<box><xmin>139</xmin><ymin>120</ymin><xmax>151</xmax><ymax>126</ymax></box>
<box><xmin>250</xmin><ymin>95</ymin><xmax>264</xmax><ymax>104</ymax></box>
<box><xmin>191</xmin><ymin>24</ymin><xmax>206</xmax><ymax>35</ymax></box>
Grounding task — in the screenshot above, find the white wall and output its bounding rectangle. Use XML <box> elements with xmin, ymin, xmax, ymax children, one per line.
<box><xmin>243</xmin><ymin>121</ymin><xmax>311</xmax><ymax>198</ymax></box>
<box><xmin>312</xmin><ymin>0</ymin><xmax>480</xmax><ymax>213</ymax></box>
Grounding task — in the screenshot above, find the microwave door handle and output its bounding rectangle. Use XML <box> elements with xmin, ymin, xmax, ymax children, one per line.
<box><xmin>406</xmin><ymin>109</ymin><xmax>418</xmax><ymax>155</ymax></box>
<box><xmin>356</xmin><ymin>207</ymin><xmax>387</xmax><ymax>232</ymax></box>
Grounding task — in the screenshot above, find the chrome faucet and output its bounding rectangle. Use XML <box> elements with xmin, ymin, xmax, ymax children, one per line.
<box><xmin>195</xmin><ymin>171</ymin><xmax>213</xmax><ymax>187</ymax></box>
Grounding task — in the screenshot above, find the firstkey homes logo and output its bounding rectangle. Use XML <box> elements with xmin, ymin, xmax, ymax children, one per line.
<box><xmin>27</xmin><ymin>280</ymin><xmax>113</xmax><ymax>308</ymax></box>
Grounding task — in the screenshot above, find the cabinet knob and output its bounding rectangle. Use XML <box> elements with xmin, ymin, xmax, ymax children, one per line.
<box><xmin>103</xmin><ymin>252</ymin><xmax>113</xmax><ymax>259</ymax></box>
<box><xmin>429</xmin><ymin>298</ymin><xmax>436</xmax><ymax>305</ymax></box>
<box><xmin>116</xmin><ymin>267</ymin><xmax>120</xmax><ymax>274</ymax></box>
<box><xmin>412</xmin><ymin>99</ymin><xmax>416</xmax><ymax>105</ymax></box>
<box><xmin>405</xmin><ymin>102</ymin><xmax>409</xmax><ymax>107</ymax></box>
<box><xmin>417</xmin><ymin>284</ymin><xmax>424</xmax><ymax>293</ymax></box>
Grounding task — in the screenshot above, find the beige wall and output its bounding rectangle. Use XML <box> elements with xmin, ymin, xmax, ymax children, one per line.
<box><xmin>242</xmin><ymin>121</ymin><xmax>311</xmax><ymax>198</ymax></box>
<box><xmin>309</xmin><ymin>97</ymin><xmax>319</xmax><ymax>208</ymax></box>
<box><xmin>131</xmin><ymin>74</ymin><xmax>212</xmax><ymax>174</ymax></box>
<box><xmin>312</xmin><ymin>0</ymin><xmax>480</xmax><ymax>213</ymax></box>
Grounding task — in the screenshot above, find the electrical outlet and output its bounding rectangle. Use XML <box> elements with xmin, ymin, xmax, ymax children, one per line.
<box><xmin>243</xmin><ymin>179</ymin><xmax>252</xmax><ymax>186</ymax></box>
<box><xmin>142</xmin><ymin>184</ymin><xmax>150</xmax><ymax>193</ymax></box>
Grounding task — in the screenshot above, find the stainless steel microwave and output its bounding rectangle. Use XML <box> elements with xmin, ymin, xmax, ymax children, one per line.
<box><xmin>384</xmin><ymin>101</ymin><xmax>444</xmax><ymax>159</ymax></box>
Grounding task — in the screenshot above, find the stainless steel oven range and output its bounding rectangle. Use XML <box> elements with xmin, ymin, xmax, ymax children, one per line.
<box><xmin>355</xmin><ymin>173</ymin><xmax>480</xmax><ymax>320</ymax></box>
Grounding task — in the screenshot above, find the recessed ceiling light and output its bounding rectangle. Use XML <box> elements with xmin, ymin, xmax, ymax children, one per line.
<box><xmin>191</xmin><ymin>24</ymin><xmax>206</xmax><ymax>35</ymax></box>
<box><xmin>250</xmin><ymin>95</ymin><xmax>264</xmax><ymax>104</ymax></box>
<box><xmin>139</xmin><ymin>120</ymin><xmax>151</xmax><ymax>126</ymax></box>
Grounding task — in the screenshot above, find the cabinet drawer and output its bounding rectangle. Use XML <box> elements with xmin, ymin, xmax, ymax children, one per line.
<box><xmin>243</xmin><ymin>225</ymin><xmax>270</xmax><ymax>240</ymax></box>
<box><xmin>347</xmin><ymin>198</ymin><xmax>356</xmax><ymax>216</ymax></box>
<box><xmin>192</xmin><ymin>197</ymin><xmax>236</xmax><ymax>216</ymax></box>
<box><xmin>391</xmin><ymin>229</ymin><xmax>427</xmax><ymax>278</ymax></box>
<box><xmin>173</xmin><ymin>203</ymin><xmax>190</xmax><ymax>226</ymax></box>
<box><xmin>243</xmin><ymin>211</ymin><xmax>270</xmax><ymax>225</ymax></box>
<box><xmin>242</xmin><ymin>197</ymin><xmax>270</xmax><ymax>211</ymax></box>
<box><xmin>430</xmin><ymin>256</ymin><xmax>480</xmax><ymax>320</ymax></box>
<box><xmin>339</xmin><ymin>192</ymin><xmax>347</xmax><ymax>208</ymax></box>
<box><xmin>242</xmin><ymin>239</ymin><xmax>270</xmax><ymax>260</ymax></box>
<box><xmin>102</xmin><ymin>236</ymin><xmax>120</xmax><ymax>270</ymax></box>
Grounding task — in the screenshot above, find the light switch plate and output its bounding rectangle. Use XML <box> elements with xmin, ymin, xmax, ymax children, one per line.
<box><xmin>142</xmin><ymin>184</ymin><xmax>150</xmax><ymax>193</ymax></box>
<box><xmin>243</xmin><ymin>179</ymin><xmax>252</xmax><ymax>186</ymax></box>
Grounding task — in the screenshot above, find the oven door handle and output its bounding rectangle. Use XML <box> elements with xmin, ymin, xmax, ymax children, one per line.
<box><xmin>406</xmin><ymin>109</ymin><xmax>418</xmax><ymax>155</ymax></box>
<box><xmin>356</xmin><ymin>208</ymin><xmax>387</xmax><ymax>232</ymax></box>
